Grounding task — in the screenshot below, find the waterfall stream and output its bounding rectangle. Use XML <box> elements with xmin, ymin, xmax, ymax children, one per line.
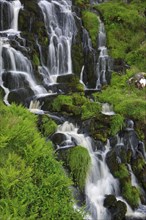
<box><xmin>38</xmin><ymin>0</ymin><xmax>77</xmax><ymax>84</ymax></box>
<box><xmin>54</xmin><ymin>121</ymin><xmax>146</xmax><ymax>220</ymax></box>
<box><xmin>0</xmin><ymin>0</ymin><xmax>48</xmax><ymax>105</ymax></box>
<box><xmin>56</xmin><ymin>122</ymin><xmax>118</xmax><ymax>219</ymax></box>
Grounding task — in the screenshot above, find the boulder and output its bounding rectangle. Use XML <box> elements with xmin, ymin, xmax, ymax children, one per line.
<box><xmin>104</xmin><ymin>195</ymin><xmax>127</xmax><ymax>220</ymax></box>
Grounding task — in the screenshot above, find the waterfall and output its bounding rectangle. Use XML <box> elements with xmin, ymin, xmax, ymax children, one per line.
<box><xmin>55</xmin><ymin>122</ymin><xmax>119</xmax><ymax>219</ymax></box>
<box><xmin>38</xmin><ymin>0</ymin><xmax>77</xmax><ymax>84</ymax></box>
<box><xmin>96</xmin><ymin>19</ymin><xmax>111</xmax><ymax>89</ymax></box>
<box><xmin>0</xmin><ymin>0</ymin><xmax>47</xmax><ymax>105</ymax></box>
<box><xmin>54</xmin><ymin>121</ymin><xmax>146</xmax><ymax>220</ymax></box>
<box><xmin>85</xmin><ymin>140</ymin><xmax>119</xmax><ymax>220</ymax></box>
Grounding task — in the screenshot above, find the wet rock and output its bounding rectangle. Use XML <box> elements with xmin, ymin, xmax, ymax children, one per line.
<box><xmin>57</xmin><ymin>74</ymin><xmax>84</xmax><ymax>93</ymax></box>
<box><xmin>51</xmin><ymin>133</ymin><xmax>67</xmax><ymax>147</ymax></box>
<box><xmin>120</xmin><ymin>130</ymin><xmax>139</xmax><ymax>158</ymax></box>
<box><xmin>104</xmin><ymin>195</ymin><xmax>127</xmax><ymax>220</ymax></box>
<box><xmin>91</xmin><ymin>139</ymin><xmax>105</xmax><ymax>152</ymax></box>
<box><xmin>106</xmin><ymin>149</ymin><xmax>119</xmax><ymax>175</ymax></box>
<box><xmin>8</xmin><ymin>88</ymin><xmax>34</xmax><ymax>105</ymax></box>
<box><xmin>2</xmin><ymin>71</ymin><xmax>30</xmax><ymax>90</ymax></box>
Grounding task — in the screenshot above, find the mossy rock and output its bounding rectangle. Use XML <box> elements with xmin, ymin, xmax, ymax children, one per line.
<box><xmin>57</xmin><ymin>74</ymin><xmax>84</xmax><ymax>93</ymax></box>
<box><xmin>82</xmin><ymin>10</ymin><xmax>99</xmax><ymax>48</ymax></box>
<box><xmin>84</xmin><ymin>115</ymin><xmax>111</xmax><ymax>142</ymax></box>
<box><xmin>73</xmin><ymin>0</ymin><xmax>90</xmax><ymax>8</ymax></box>
<box><xmin>81</xmin><ymin>102</ymin><xmax>101</xmax><ymax>120</ymax></box>
<box><xmin>67</xmin><ymin>146</ymin><xmax>91</xmax><ymax>191</ymax></box>
<box><xmin>104</xmin><ymin>195</ymin><xmax>127</xmax><ymax>220</ymax></box>
<box><xmin>114</xmin><ymin>164</ymin><xmax>130</xmax><ymax>179</ymax></box>
<box><xmin>122</xmin><ymin>182</ymin><xmax>140</xmax><ymax>209</ymax></box>
<box><xmin>106</xmin><ymin>149</ymin><xmax>120</xmax><ymax>175</ymax></box>
<box><xmin>38</xmin><ymin>115</ymin><xmax>57</xmax><ymax>137</ymax></box>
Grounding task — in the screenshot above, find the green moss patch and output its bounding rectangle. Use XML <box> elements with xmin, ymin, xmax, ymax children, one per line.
<box><xmin>67</xmin><ymin>146</ymin><xmax>91</xmax><ymax>191</ymax></box>
<box><xmin>82</xmin><ymin>10</ymin><xmax>99</xmax><ymax>48</ymax></box>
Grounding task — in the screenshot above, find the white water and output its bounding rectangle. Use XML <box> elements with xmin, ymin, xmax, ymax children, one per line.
<box><xmin>0</xmin><ymin>0</ymin><xmax>48</xmax><ymax>104</ymax></box>
<box><xmin>55</xmin><ymin>122</ymin><xmax>146</xmax><ymax>220</ymax></box>
<box><xmin>101</xmin><ymin>102</ymin><xmax>115</xmax><ymax>115</ymax></box>
<box><xmin>128</xmin><ymin>164</ymin><xmax>139</xmax><ymax>188</ymax></box>
<box><xmin>38</xmin><ymin>0</ymin><xmax>77</xmax><ymax>84</ymax></box>
<box><xmin>96</xmin><ymin>19</ymin><xmax>111</xmax><ymax>89</ymax></box>
<box><xmin>56</xmin><ymin>122</ymin><xmax>119</xmax><ymax>220</ymax></box>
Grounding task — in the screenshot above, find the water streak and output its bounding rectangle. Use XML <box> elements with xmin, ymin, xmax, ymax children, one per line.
<box><xmin>38</xmin><ymin>0</ymin><xmax>77</xmax><ymax>83</ymax></box>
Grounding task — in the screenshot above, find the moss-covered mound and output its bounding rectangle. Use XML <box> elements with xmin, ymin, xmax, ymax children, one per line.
<box><xmin>59</xmin><ymin>146</ymin><xmax>91</xmax><ymax>192</ymax></box>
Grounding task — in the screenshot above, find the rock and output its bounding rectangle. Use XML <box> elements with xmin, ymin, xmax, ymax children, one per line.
<box><xmin>91</xmin><ymin>139</ymin><xmax>105</xmax><ymax>152</ymax></box>
<box><xmin>104</xmin><ymin>195</ymin><xmax>117</xmax><ymax>208</ymax></box>
<box><xmin>104</xmin><ymin>195</ymin><xmax>127</xmax><ymax>220</ymax></box>
<box><xmin>2</xmin><ymin>71</ymin><xmax>30</xmax><ymax>90</ymax></box>
<box><xmin>128</xmin><ymin>72</ymin><xmax>146</xmax><ymax>89</ymax></box>
<box><xmin>51</xmin><ymin>133</ymin><xmax>67</xmax><ymax>147</ymax></box>
<box><xmin>8</xmin><ymin>88</ymin><xmax>34</xmax><ymax>105</ymax></box>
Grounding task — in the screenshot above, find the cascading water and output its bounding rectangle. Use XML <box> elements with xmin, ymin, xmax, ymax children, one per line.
<box><xmin>53</xmin><ymin>121</ymin><xmax>146</xmax><ymax>220</ymax></box>
<box><xmin>96</xmin><ymin>19</ymin><xmax>111</xmax><ymax>89</ymax></box>
<box><xmin>38</xmin><ymin>0</ymin><xmax>77</xmax><ymax>84</ymax></box>
<box><xmin>54</xmin><ymin>122</ymin><xmax>119</xmax><ymax>220</ymax></box>
<box><xmin>78</xmin><ymin>2</ymin><xmax>112</xmax><ymax>90</ymax></box>
<box><xmin>0</xmin><ymin>0</ymin><xmax>47</xmax><ymax>105</ymax></box>
<box><xmin>101</xmin><ymin>102</ymin><xmax>115</xmax><ymax>115</ymax></box>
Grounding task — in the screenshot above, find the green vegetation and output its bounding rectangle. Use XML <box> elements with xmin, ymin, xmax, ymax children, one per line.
<box><xmin>73</xmin><ymin>0</ymin><xmax>89</xmax><ymax>8</ymax></box>
<box><xmin>32</xmin><ymin>53</ymin><xmax>40</xmax><ymax>66</ymax></box>
<box><xmin>0</xmin><ymin>101</ymin><xmax>83</xmax><ymax>219</ymax></box>
<box><xmin>82</xmin><ymin>10</ymin><xmax>99</xmax><ymax>47</ymax></box>
<box><xmin>81</xmin><ymin>102</ymin><xmax>101</xmax><ymax>120</ymax></box>
<box><xmin>38</xmin><ymin>115</ymin><xmax>57</xmax><ymax>137</ymax></box>
<box><xmin>94</xmin><ymin>1</ymin><xmax>146</xmax><ymax>70</ymax></box>
<box><xmin>94</xmin><ymin>70</ymin><xmax>146</xmax><ymax>129</ymax></box>
<box><xmin>66</xmin><ymin>146</ymin><xmax>91</xmax><ymax>191</ymax></box>
<box><xmin>114</xmin><ymin>163</ymin><xmax>140</xmax><ymax>208</ymax></box>
<box><xmin>51</xmin><ymin>93</ymin><xmax>101</xmax><ymax>119</ymax></box>
<box><xmin>122</xmin><ymin>182</ymin><xmax>140</xmax><ymax>209</ymax></box>
<box><xmin>114</xmin><ymin>164</ymin><xmax>129</xmax><ymax>179</ymax></box>
<box><xmin>110</xmin><ymin>114</ymin><xmax>124</xmax><ymax>136</ymax></box>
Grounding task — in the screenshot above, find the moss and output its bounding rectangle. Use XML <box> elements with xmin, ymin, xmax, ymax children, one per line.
<box><xmin>114</xmin><ymin>164</ymin><xmax>129</xmax><ymax>179</ymax></box>
<box><xmin>67</xmin><ymin>146</ymin><xmax>91</xmax><ymax>191</ymax></box>
<box><xmin>38</xmin><ymin>115</ymin><xmax>57</xmax><ymax>137</ymax></box>
<box><xmin>32</xmin><ymin>53</ymin><xmax>40</xmax><ymax>66</ymax></box>
<box><xmin>82</xmin><ymin>10</ymin><xmax>99</xmax><ymax>48</ymax></box>
<box><xmin>131</xmin><ymin>155</ymin><xmax>145</xmax><ymax>176</ymax></box>
<box><xmin>94</xmin><ymin>2</ymin><xmax>146</xmax><ymax>70</ymax></box>
<box><xmin>73</xmin><ymin>0</ymin><xmax>90</xmax><ymax>8</ymax></box>
<box><xmin>122</xmin><ymin>182</ymin><xmax>140</xmax><ymax>209</ymax></box>
<box><xmin>52</xmin><ymin>95</ymin><xmax>73</xmax><ymax>112</ymax></box>
<box><xmin>110</xmin><ymin>114</ymin><xmax>124</xmax><ymax>136</ymax></box>
<box><xmin>93</xmin><ymin>70</ymin><xmax>146</xmax><ymax>141</ymax></box>
<box><xmin>81</xmin><ymin>102</ymin><xmax>101</xmax><ymax>120</ymax></box>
